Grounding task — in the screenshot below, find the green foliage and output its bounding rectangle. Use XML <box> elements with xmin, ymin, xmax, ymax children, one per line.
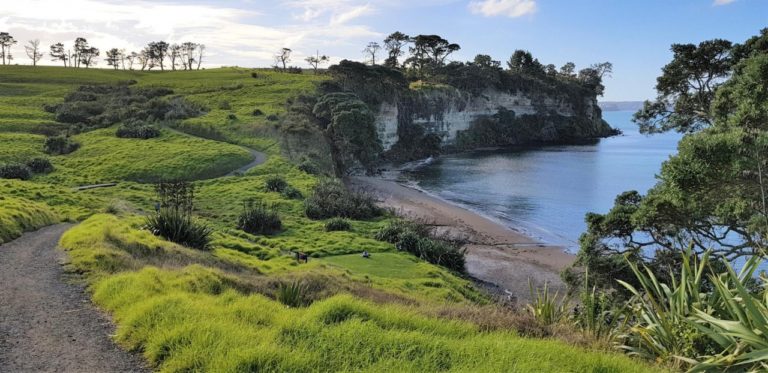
<box><xmin>280</xmin><ymin>185</ymin><xmax>303</xmax><ymax>200</ymax></box>
<box><xmin>115</xmin><ymin>120</ymin><xmax>160</xmax><ymax>139</ymax></box>
<box><xmin>527</xmin><ymin>281</ymin><xmax>571</xmax><ymax>326</ymax></box>
<box><xmin>0</xmin><ymin>163</ymin><xmax>32</xmax><ymax>180</ymax></box>
<box><xmin>146</xmin><ymin>181</ymin><xmax>212</xmax><ymax>250</ymax></box>
<box><xmin>25</xmin><ymin>157</ymin><xmax>54</xmax><ymax>173</ymax></box>
<box><xmin>304</xmin><ymin>180</ymin><xmax>382</xmax><ymax>220</ymax></box>
<box><xmin>236</xmin><ymin>200</ymin><xmax>282</xmax><ymax>236</ymax></box>
<box><xmin>276</xmin><ymin>281</ymin><xmax>311</xmax><ymax>307</ymax></box>
<box><xmin>0</xmin><ymin>196</ymin><xmax>58</xmax><ymax>244</ymax></box>
<box><xmin>264</xmin><ymin>175</ymin><xmax>287</xmax><ymax>192</ymax></box>
<box><xmin>43</xmin><ymin>135</ymin><xmax>79</xmax><ymax>155</ymax></box>
<box><xmin>324</xmin><ymin>217</ymin><xmax>351</xmax><ymax>232</ymax></box>
<box><xmin>375</xmin><ymin>220</ymin><xmax>466</xmax><ymax>273</ymax></box>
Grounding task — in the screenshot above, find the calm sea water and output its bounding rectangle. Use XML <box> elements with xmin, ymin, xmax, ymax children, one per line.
<box><xmin>405</xmin><ymin>111</ymin><xmax>683</xmax><ymax>252</ymax></box>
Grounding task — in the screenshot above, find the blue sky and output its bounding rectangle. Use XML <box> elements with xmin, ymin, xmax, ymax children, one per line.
<box><xmin>1</xmin><ymin>0</ymin><xmax>766</xmax><ymax>100</ymax></box>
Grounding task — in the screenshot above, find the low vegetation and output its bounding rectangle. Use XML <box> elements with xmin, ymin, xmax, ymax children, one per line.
<box><xmin>304</xmin><ymin>180</ymin><xmax>382</xmax><ymax>220</ymax></box>
<box><xmin>237</xmin><ymin>200</ymin><xmax>282</xmax><ymax>236</ymax></box>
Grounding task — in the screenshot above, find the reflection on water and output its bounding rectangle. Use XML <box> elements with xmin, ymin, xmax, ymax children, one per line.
<box><xmin>406</xmin><ymin>111</ymin><xmax>683</xmax><ymax>252</ymax></box>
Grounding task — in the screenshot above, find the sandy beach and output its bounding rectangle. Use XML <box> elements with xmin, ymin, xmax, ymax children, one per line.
<box><xmin>349</xmin><ymin>176</ymin><xmax>575</xmax><ymax>302</ymax></box>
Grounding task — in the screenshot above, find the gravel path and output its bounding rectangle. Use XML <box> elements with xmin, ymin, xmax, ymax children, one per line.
<box><xmin>0</xmin><ymin>224</ymin><xmax>147</xmax><ymax>372</ymax></box>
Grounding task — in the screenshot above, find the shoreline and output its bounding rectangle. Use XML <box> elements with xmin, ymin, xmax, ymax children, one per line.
<box><xmin>349</xmin><ymin>175</ymin><xmax>575</xmax><ymax>302</ymax></box>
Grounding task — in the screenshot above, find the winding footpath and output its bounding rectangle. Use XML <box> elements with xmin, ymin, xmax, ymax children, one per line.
<box><xmin>0</xmin><ymin>224</ymin><xmax>146</xmax><ymax>372</ymax></box>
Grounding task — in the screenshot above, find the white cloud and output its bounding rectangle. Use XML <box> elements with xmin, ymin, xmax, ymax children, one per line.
<box><xmin>713</xmin><ymin>0</ymin><xmax>736</xmax><ymax>5</ymax></box>
<box><xmin>0</xmin><ymin>0</ymin><xmax>380</xmax><ymax>68</ymax></box>
<box><xmin>468</xmin><ymin>0</ymin><xmax>536</xmax><ymax>18</ymax></box>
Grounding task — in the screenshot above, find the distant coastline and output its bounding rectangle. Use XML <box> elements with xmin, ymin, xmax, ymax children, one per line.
<box><xmin>599</xmin><ymin>101</ymin><xmax>644</xmax><ymax>112</ymax></box>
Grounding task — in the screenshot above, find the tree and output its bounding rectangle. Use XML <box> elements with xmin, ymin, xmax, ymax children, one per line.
<box><xmin>577</xmin><ymin>62</ymin><xmax>612</xmax><ymax>96</ymax></box>
<box><xmin>196</xmin><ymin>44</ymin><xmax>205</xmax><ymax>70</ymax></box>
<box><xmin>472</xmin><ymin>54</ymin><xmax>501</xmax><ymax>69</ymax></box>
<box><xmin>383</xmin><ymin>31</ymin><xmax>410</xmax><ymax>68</ymax></box>
<box><xmin>0</xmin><ymin>32</ymin><xmax>17</xmax><ymax>65</ymax></box>
<box><xmin>305</xmin><ymin>51</ymin><xmax>329</xmax><ymax>74</ymax></box>
<box><xmin>559</xmin><ymin>62</ymin><xmax>576</xmax><ymax>77</ymax></box>
<box><xmin>405</xmin><ymin>34</ymin><xmax>460</xmax><ymax>78</ymax></box>
<box><xmin>566</xmin><ymin>30</ymin><xmax>768</xmax><ymax>295</ymax></box>
<box><xmin>507</xmin><ymin>50</ymin><xmax>543</xmax><ymax>75</ymax></box>
<box><xmin>126</xmin><ymin>51</ymin><xmax>137</xmax><ymax>70</ymax></box>
<box><xmin>633</xmin><ymin>39</ymin><xmax>734</xmax><ymax>134</ymax></box>
<box><xmin>275</xmin><ymin>48</ymin><xmax>291</xmax><ymax>71</ymax></box>
<box><xmin>180</xmin><ymin>42</ymin><xmax>198</xmax><ymax>70</ymax></box>
<box><xmin>105</xmin><ymin>48</ymin><xmax>121</xmax><ymax>70</ymax></box>
<box><xmin>147</xmin><ymin>41</ymin><xmax>169</xmax><ymax>70</ymax></box>
<box><xmin>24</xmin><ymin>40</ymin><xmax>43</xmax><ymax>66</ymax></box>
<box><xmin>137</xmin><ymin>48</ymin><xmax>150</xmax><ymax>71</ymax></box>
<box><xmin>363</xmin><ymin>42</ymin><xmax>381</xmax><ymax>65</ymax></box>
<box><xmin>73</xmin><ymin>37</ymin><xmax>89</xmax><ymax>68</ymax></box>
<box><xmin>73</xmin><ymin>38</ymin><xmax>99</xmax><ymax>68</ymax></box>
<box><xmin>50</xmin><ymin>43</ymin><xmax>68</xmax><ymax>67</ymax></box>
<box><xmin>169</xmin><ymin>44</ymin><xmax>181</xmax><ymax>71</ymax></box>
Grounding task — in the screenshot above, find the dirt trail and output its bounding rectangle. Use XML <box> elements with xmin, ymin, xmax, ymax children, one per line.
<box><xmin>0</xmin><ymin>224</ymin><xmax>146</xmax><ymax>372</ymax></box>
<box><xmin>227</xmin><ymin>147</ymin><xmax>268</xmax><ymax>176</ymax></box>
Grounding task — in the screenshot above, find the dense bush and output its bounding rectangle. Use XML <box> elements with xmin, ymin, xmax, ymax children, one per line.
<box><xmin>0</xmin><ymin>163</ymin><xmax>32</xmax><ymax>180</ymax></box>
<box><xmin>250</xmin><ymin>72</ymin><xmax>259</xmax><ymax>79</ymax></box>
<box><xmin>116</xmin><ymin>120</ymin><xmax>161</xmax><ymax>139</ymax></box>
<box><xmin>252</xmin><ymin>109</ymin><xmax>264</xmax><ymax>116</ymax></box>
<box><xmin>281</xmin><ymin>185</ymin><xmax>303</xmax><ymax>200</ymax></box>
<box><xmin>304</xmin><ymin>180</ymin><xmax>382</xmax><ymax>220</ymax></box>
<box><xmin>43</xmin><ymin>135</ymin><xmax>80</xmax><ymax>155</ymax></box>
<box><xmin>145</xmin><ymin>209</ymin><xmax>212</xmax><ymax>250</ymax></box>
<box><xmin>25</xmin><ymin>158</ymin><xmax>54</xmax><ymax>174</ymax></box>
<box><xmin>287</xmin><ymin>66</ymin><xmax>303</xmax><ymax>74</ymax></box>
<box><xmin>297</xmin><ymin>159</ymin><xmax>320</xmax><ymax>175</ymax></box>
<box><xmin>267</xmin><ymin>114</ymin><xmax>279</xmax><ymax>121</ymax></box>
<box><xmin>237</xmin><ymin>200</ymin><xmax>282</xmax><ymax>235</ymax></box>
<box><xmin>376</xmin><ymin>220</ymin><xmax>466</xmax><ymax>273</ymax></box>
<box><xmin>264</xmin><ymin>176</ymin><xmax>288</xmax><ymax>192</ymax></box>
<box><xmin>324</xmin><ymin>217</ymin><xmax>351</xmax><ymax>232</ymax></box>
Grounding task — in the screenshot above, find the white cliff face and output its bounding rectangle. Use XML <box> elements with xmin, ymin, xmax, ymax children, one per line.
<box><xmin>375</xmin><ymin>88</ymin><xmax>597</xmax><ymax>150</ymax></box>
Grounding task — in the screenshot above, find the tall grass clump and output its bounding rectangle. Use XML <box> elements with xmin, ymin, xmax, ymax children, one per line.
<box><xmin>276</xmin><ymin>281</ymin><xmax>311</xmax><ymax>307</ymax></box>
<box><xmin>236</xmin><ymin>200</ymin><xmax>282</xmax><ymax>235</ymax></box>
<box><xmin>324</xmin><ymin>217</ymin><xmax>351</xmax><ymax>232</ymax></box>
<box><xmin>527</xmin><ymin>281</ymin><xmax>571</xmax><ymax>326</ymax></box>
<box><xmin>145</xmin><ymin>180</ymin><xmax>211</xmax><ymax>250</ymax></box>
<box><xmin>304</xmin><ymin>180</ymin><xmax>382</xmax><ymax>220</ymax></box>
<box><xmin>264</xmin><ymin>176</ymin><xmax>287</xmax><ymax>192</ymax></box>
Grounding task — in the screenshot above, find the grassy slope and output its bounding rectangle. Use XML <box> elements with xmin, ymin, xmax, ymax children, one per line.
<box><xmin>0</xmin><ymin>66</ymin><xmax>655</xmax><ymax>372</ymax></box>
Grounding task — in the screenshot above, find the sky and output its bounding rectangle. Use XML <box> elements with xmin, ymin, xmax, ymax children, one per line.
<box><xmin>1</xmin><ymin>0</ymin><xmax>766</xmax><ymax>101</ymax></box>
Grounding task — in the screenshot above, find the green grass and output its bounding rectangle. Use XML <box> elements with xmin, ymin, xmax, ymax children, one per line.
<box><xmin>0</xmin><ymin>66</ymin><xmax>660</xmax><ymax>372</ymax></box>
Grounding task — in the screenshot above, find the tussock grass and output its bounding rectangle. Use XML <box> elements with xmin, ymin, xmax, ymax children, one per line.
<box><xmin>0</xmin><ymin>196</ymin><xmax>59</xmax><ymax>244</ymax></box>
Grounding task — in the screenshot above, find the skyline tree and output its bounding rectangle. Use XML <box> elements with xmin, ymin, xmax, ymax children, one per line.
<box><xmin>0</xmin><ymin>32</ymin><xmax>18</xmax><ymax>65</ymax></box>
<box><xmin>24</xmin><ymin>39</ymin><xmax>43</xmax><ymax>66</ymax></box>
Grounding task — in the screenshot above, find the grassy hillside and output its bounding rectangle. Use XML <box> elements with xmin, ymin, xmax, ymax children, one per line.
<box><xmin>0</xmin><ymin>66</ymin><xmax>656</xmax><ymax>372</ymax></box>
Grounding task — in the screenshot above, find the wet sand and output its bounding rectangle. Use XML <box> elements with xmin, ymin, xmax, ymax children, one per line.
<box><xmin>349</xmin><ymin>176</ymin><xmax>575</xmax><ymax>302</ymax></box>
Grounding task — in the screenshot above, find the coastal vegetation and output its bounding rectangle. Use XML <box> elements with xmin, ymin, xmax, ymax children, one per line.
<box><xmin>2</xmin><ymin>24</ymin><xmax>767</xmax><ymax>372</ymax></box>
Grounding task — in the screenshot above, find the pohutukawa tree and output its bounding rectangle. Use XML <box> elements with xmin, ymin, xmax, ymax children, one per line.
<box><xmin>0</xmin><ymin>32</ymin><xmax>18</xmax><ymax>65</ymax></box>
<box><xmin>362</xmin><ymin>42</ymin><xmax>381</xmax><ymax>65</ymax></box>
<box><xmin>24</xmin><ymin>39</ymin><xmax>43</xmax><ymax>66</ymax></box>
<box><xmin>566</xmin><ymin>28</ymin><xmax>768</xmax><ymax>294</ymax></box>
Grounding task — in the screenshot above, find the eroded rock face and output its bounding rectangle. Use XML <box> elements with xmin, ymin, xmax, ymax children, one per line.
<box><xmin>374</xmin><ymin>87</ymin><xmax>604</xmax><ymax>150</ymax></box>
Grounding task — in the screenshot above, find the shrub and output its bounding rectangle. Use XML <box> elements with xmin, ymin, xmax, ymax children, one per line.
<box><xmin>25</xmin><ymin>158</ymin><xmax>54</xmax><ymax>174</ymax></box>
<box><xmin>304</xmin><ymin>180</ymin><xmax>382</xmax><ymax>220</ymax></box>
<box><xmin>266</xmin><ymin>114</ymin><xmax>279</xmax><ymax>121</ymax></box>
<box><xmin>297</xmin><ymin>159</ymin><xmax>320</xmax><ymax>175</ymax></box>
<box><xmin>281</xmin><ymin>185</ymin><xmax>303</xmax><ymax>200</ymax></box>
<box><xmin>218</xmin><ymin>101</ymin><xmax>231</xmax><ymax>110</ymax></box>
<box><xmin>237</xmin><ymin>200</ymin><xmax>282</xmax><ymax>235</ymax></box>
<box><xmin>276</xmin><ymin>281</ymin><xmax>310</xmax><ymax>307</ymax></box>
<box><xmin>145</xmin><ymin>209</ymin><xmax>212</xmax><ymax>250</ymax></box>
<box><xmin>265</xmin><ymin>176</ymin><xmax>287</xmax><ymax>192</ymax></box>
<box><xmin>325</xmin><ymin>217</ymin><xmax>351</xmax><ymax>232</ymax></box>
<box><xmin>375</xmin><ymin>220</ymin><xmax>466</xmax><ymax>272</ymax></box>
<box><xmin>0</xmin><ymin>163</ymin><xmax>32</xmax><ymax>180</ymax></box>
<box><xmin>116</xmin><ymin>120</ymin><xmax>161</xmax><ymax>139</ymax></box>
<box><xmin>252</xmin><ymin>109</ymin><xmax>264</xmax><ymax>116</ymax></box>
<box><xmin>527</xmin><ymin>281</ymin><xmax>571</xmax><ymax>326</ymax></box>
<box><xmin>227</xmin><ymin>113</ymin><xmax>237</xmax><ymax>120</ymax></box>
<box><xmin>146</xmin><ymin>180</ymin><xmax>211</xmax><ymax>250</ymax></box>
<box><xmin>250</xmin><ymin>71</ymin><xmax>259</xmax><ymax>79</ymax></box>
<box><xmin>43</xmin><ymin>135</ymin><xmax>80</xmax><ymax>155</ymax></box>
<box><xmin>287</xmin><ymin>66</ymin><xmax>303</xmax><ymax>74</ymax></box>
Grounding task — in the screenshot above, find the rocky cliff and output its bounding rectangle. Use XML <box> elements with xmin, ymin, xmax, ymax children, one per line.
<box><xmin>375</xmin><ymin>86</ymin><xmax>612</xmax><ymax>151</ymax></box>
